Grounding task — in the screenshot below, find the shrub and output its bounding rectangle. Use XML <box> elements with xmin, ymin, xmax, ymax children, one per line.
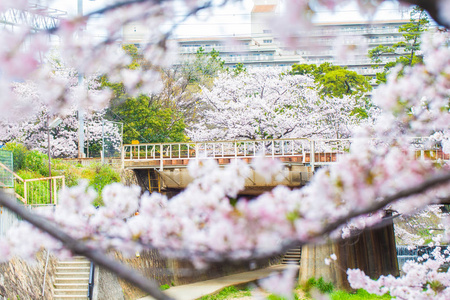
<box><xmin>23</xmin><ymin>150</ymin><xmax>49</xmax><ymax>176</ymax></box>
<box><xmin>267</xmin><ymin>294</ymin><xmax>299</xmax><ymax>300</ymax></box>
<box><xmin>4</xmin><ymin>143</ymin><xmax>27</xmax><ymax>171</ymax></box>
<box><xmin>200</xmin><ymin>286</ymin><xmax>251</xmax><ymax>300</ymax></box>
<box><xmin>89</xmin><ymin>163</ymin><xmax>121</xmax><ymax>206</ymax></box>
<box><xmin>304</xmin><ymin>277</ymin><xmax>334</xmax><ymax>295</ymax></box>
<box><xmin>51</xmin><ymin>160</ymin><xmax>82</xmax><ymax>187</ymax></box>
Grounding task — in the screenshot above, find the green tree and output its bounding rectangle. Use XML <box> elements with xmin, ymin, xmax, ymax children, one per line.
<box><xmin>181</xmin><ymin>47</ymin><xmax>225</xmax><ymax>85</ymax></box>
<box><xmin>233</xmin><ymin>62</ymin><xmax>247</xmax><ymax>76</ymax></box>
<box><xmin>368</xmin><ymin>6</ymin><xmax>429</xmax><ymax>83</ymax></box>
<box><xmin>290</xmin><ymin>62</ymin><xmax>372</xmax><ymax>99</ymax></box>
<box><xmin>107</xmin><ymin>95</ymin><xmax>185</xmax><ymax>144</ymax></box>
<box><xmin>102</xmin><ymin>45</ymin><xmax>186</xmax><ymax>144</ymax></box>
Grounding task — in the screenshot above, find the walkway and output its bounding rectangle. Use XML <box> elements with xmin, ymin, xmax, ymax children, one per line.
<box><xmin>138</xmin><ymin>265</ymin><xmax>298</xmax><ymax>300</ymax></box>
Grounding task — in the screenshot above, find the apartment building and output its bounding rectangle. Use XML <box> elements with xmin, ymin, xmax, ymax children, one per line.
<box><xmin>122</xmin><ymin>1</ymin><xmax>412</xmax><ymax>79</ymax></box>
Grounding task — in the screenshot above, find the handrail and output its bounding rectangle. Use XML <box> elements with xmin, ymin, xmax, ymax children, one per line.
<box><xmin>42</xmin><ymin>250</ymin><xmax>50</xmax><ymax>298</ymax></box>
<box><xmin>0</xmin><ymin>161</ymin><xmax>65</xmax><ymax>205</ymax></box>
<box><xmin>88</xmin><ymin>261</ymin><xmax>95</xmax><ymax>299</ymax></box>
<box><xmin>0</xmin><ymin>162</ymin><xmax>24</xmax><ymax>182</ymax></box>
<box><xmin>24</xmin><ymin>175</ymin><xmax>65</xmax><ymax>182</ymax></box>
<box><xmin>0</xmin><ymin>162</ymin><xmax>26</xmax><ymax>203</ymax></box>
<box><xmin>123</xmin><ymin>137</ymin><xmax>311</xmax><ymax>147</ymax></box>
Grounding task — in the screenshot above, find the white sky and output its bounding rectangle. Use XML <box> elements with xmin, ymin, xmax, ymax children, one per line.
<box><xmin>45</xmin><ymin>0</ymin><xmax>413</xmax><ymax>38</ymax></box>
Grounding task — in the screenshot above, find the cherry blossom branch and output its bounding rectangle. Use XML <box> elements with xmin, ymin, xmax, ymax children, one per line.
<box><xmin>212</xmin><ymin>171</ymin><xmax>450</xmax><ymax>264</ymax></box>
<box><xmin>320</xmin><ymin>171</ymin><xmax>450</xmax><ymax>237</ymax></box>
<box><xmin>144</xmin><ymin>170</ymin><xmax>450</xmax><ymax>265</ymax></box>
<box><xmin>0</xmin><ymin>191</ymin><xmax>173</xmax><ymax>300</ymax></box>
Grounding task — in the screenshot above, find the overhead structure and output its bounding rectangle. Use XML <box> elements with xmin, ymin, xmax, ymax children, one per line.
<box><xmin>0</xmin><ymin>2</ymin><xmax>66</xmax><ymax>31</ymax></box>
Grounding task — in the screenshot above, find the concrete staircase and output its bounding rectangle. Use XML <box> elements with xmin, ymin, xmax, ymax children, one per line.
<box><xmin>53</xmin><ymin>256</ymin><xmax>90</xmax><ymax>300</ymax></box>
<box><xmin>282</xmin><ymin>248</ymin><xmax>302</xmax><ymax>265</ymax></box>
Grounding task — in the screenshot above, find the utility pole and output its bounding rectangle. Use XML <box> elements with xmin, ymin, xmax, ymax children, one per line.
<box><xmin>47</xmin><ymin>115</ymin><xmax>53</xmax><ymax>204</ymax></box>
<box><xmin>77</xmin><ymin>0</ymin><xmax>85</xmax><ymax>159</ymax></box>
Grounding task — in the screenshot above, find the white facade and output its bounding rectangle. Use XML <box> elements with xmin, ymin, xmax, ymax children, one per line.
<box><xmin>122</xmin><ymin>1</ymin><xmax>412</xmax><ymax>80</ymax></box>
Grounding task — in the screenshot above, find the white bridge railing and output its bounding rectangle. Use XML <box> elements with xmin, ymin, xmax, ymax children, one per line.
<box><xmin>122</xmin><ymin>138</ymin><xmax>449</xmax><ymax>171</ymax></box>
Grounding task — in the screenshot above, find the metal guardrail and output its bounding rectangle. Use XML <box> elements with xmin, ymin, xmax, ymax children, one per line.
<box><xmin>0</xmin><ymin>162</ymin><xmax>65</xmax><ymax>205</ymax></box>
<box><xmin>122</xmin><ymin>138</ymin><xmax>349</xmax><ymax>171</ymax></box>
<box><xmin>122</xmin><ymin>137</ymin><xmax>449</xmax><ymax>171</ymax></box>
<box><xmin>88</xmin><ymin>261</ymin><xmax>95</xmax><ymax>299</ymax></box>
<box><xmin>22</xmin><ymin>176</ymin><xmax>65</xmax><ymax>205</ymax></box>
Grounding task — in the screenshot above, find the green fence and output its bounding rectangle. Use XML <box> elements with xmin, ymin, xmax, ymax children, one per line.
<box><xmin>0</xmin><ymin>150</ymin><xmax>13</xmax><ymax>188</ymax></box>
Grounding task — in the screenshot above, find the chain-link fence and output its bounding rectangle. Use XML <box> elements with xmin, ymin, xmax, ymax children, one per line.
<box><xmin>0</xmin><ymin>193</ymin><xmax>21</xmax><ymax>238</ymax></box>
<box><xmin>102</xmin><ymin>120</ymin><xmax>123</xmax><ymax>166</ymax></box>
<box><xmin>0</xmin><ymin>150</ymin><xmax>13</xmax><ymax>188</ymax></box>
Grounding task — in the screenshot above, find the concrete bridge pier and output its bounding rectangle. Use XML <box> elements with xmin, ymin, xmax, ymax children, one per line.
<box><xmin>299</xmin><ymin>214</ymin><xmax>399</xmax><ymax>290</ymax></box>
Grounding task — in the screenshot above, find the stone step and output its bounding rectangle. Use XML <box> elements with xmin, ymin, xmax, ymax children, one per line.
<box><xmin>53</xmin><ymin>296</ymin><xmax>88</xmax><ymax>300</ymax></box>
<box><xmin>60</xmin><ymin>257</ymin><xmax>89</xmax><ymax>261</ymax></box>
<box><xmin>282</xmin><ymin>260</ymin><xmax>300</xmax><ymax>264</ymax></box>
<box><xmin>282</xmin><ymin>247</ymin><xmax>301</xmax><ymax>265</ymax></box>
<box><xmin>56</xmin><ymin>266</ymin><xmax>90</xmax><ymax>273</ymax></box>
<box><xmin>56</xmin><ymin>278</ymin><xmax>90</xmax><ymax>284</ymax></box>
<box><xmin>54</xmin><ymin>289</ymin><xmax>89</xmax><ymax>296</ymax></box>
<box><xmin>285</xmin><ymin>249</ymin><xmax>301</xmax><ymax>253</ymax></box>
<box><xmin>283</xmin><ymin>256</ymin><xmax>301</xmax><ymax>260</ymax></box>
<box><xmin>58</xmin><ymin>261</ymin><xmax>90</xmax><ymax>268</ymax></box>
<box><xmin>55</xmin><ymin>283</ymin><xmax>89</xmax><ymax>290</ymax></box>
<box><xmin>56</xmin><ymin>272</ymin><xmax>90</xmax><ymax>279</ymax></box>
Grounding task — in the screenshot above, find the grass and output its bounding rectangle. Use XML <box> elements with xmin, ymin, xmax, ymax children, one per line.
<box><xmin>195</xmin><ymin>282</ymin><xmax>390</xmax><ymax>300</ymax></box>
<box><xmin>199</xmin><ymin>286</ymin><xmax>252</xmax><ymax>300</ymax></box>
<box><xmin>330</xmin><ymin>289</ymin><xmax>391</xmax><ymax>300</ymax></box>
<box><xmin>300</xmin><ymin>277</ymin><xmax>390</xmax><ymax>300</ymax></box>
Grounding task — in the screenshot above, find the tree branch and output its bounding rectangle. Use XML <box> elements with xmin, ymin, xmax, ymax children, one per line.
<box><xmin>190</xmin><ymin>171</ymin><xmax>450</xmax><ymax>264</ymax></box>
<box><xmin>1</xmin><ymin>171</ymin><xmax>449</xmax><ymax>283</ymax></box>
<box><xmin>399</xmin><ymin>0</ymin><xmax>448</xmax><ymax>28</ymax></box>
<box><xmin>320</xmin><ymin>170</ymin><xmax>450</xmax><ymax>236</ymax></box>
<box><xmin>0</xmin><ymin>191</ymin><xmax>173</xmax><ymax>300</ymax></box>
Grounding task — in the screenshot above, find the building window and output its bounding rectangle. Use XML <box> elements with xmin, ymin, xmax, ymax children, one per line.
<box><xmin>263</xmin><ymin>39</ymin><xmax>272</xmax><ymax>44</ymax></box>
<box><xmin>263</xmin><ymin>29</ymin><xmax>272</xmax><ymax>34</ymax></box>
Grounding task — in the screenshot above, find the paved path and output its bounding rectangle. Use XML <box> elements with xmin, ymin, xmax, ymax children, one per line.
<box><xmin>139</xmin><ymin>264</ymin><xmax>297</xmax><ymax>300</ymax></box>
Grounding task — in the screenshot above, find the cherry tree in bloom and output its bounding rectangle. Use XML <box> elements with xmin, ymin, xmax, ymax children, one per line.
<box><xmin>0</xmin><ymin>108</ymin><xmax>120</xmax><ymax>158</ymax></box>
<box><xmin>347</xmin><ymin>246</ymin><xmax>450</xmax><ymax>300</ymax></box>
<box><xmin>0</xmin><ymin>0</ymin><xmax>449</xmax><ymax>299</ymax></box>
<box><xmin>0</xmin><ymin>66</ymin><xmax>120</xmax><ymax>157</ymax></box>
<box><xmin>188</xmin><ymin>68</ymin><xmax>370</xmax><ymax>141</ymax></box>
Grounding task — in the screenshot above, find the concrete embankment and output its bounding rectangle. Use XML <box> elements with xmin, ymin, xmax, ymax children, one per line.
<box><xmin>0</xmin><ymin>251</ymin><xmax>57</xmax><ymax>300</ymax></box>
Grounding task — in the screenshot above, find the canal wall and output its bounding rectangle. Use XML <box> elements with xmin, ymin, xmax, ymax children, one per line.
<box><xmin>0</xmin><ymin>251</ymin><xmax>57</xmax><ymax>300</ymax></box>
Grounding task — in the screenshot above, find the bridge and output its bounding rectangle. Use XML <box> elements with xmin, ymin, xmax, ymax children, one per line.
<box><xmin>121</xmin><ymin>137</ymin><xmax>448</xmax><ymax>195</ymax></box>
<box><xmin>121</xmin><ymin>136</ymin><xmax>449</xmax><ymax>285</ymax></box>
